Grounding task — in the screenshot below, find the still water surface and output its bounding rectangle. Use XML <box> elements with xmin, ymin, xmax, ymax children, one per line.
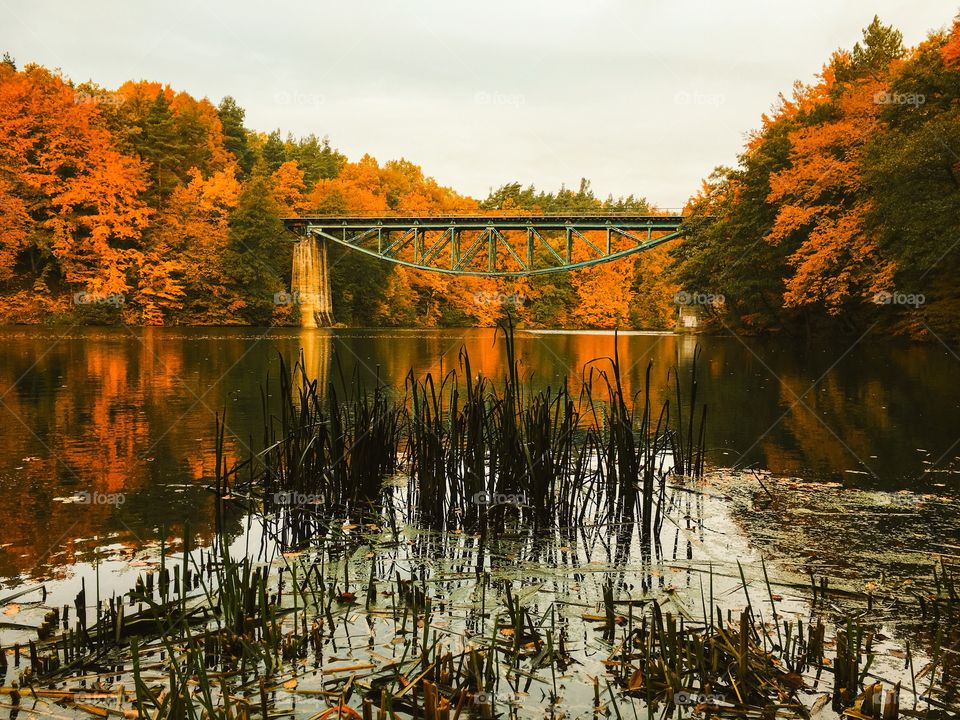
<box><xmin>0</xmin><ymin>326</ymin><xmax>957</xmax><ymax>582</ymax></box>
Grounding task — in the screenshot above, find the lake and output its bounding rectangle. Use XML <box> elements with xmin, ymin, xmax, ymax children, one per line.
<box><xmin>0</xmin><ymin>325</ymin><xmax>958</xmax><ymax>585</ymax></box>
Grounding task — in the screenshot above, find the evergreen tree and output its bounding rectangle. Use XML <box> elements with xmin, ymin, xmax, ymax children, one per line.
<box><xmin>140</xmin><ymin>91</ymin><xmax>186</xmax><ymax>208</ymax></box>
<box><xmin>837</xmin><ymin>16</ymin><xmax>904</xmax><ymax>81</ymax></box>
<box><xmin>223</xmin><ymin>170</ymin><xmax>290</xmax><ymax>324</ymax></box>
<box><xmin>217</xmin><ymin>96</ymin><xmax>254</xmax><ymax>176</ymax></box>
<box><xmin>288</xmin><ymin>134</ymin><xmax>345</xmax><ymax>188</ymax></box>
<box><xmin>261</xmin><ymin>130</ymin><xmax>286</xmax><ymax>172</ymax></box>
<box><xmin>864</xmin><ymin>26</ymin><xmax>960</xmax><ymax>337</ymax></box>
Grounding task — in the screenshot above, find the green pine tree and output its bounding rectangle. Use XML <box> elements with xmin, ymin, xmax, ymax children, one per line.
<box><xmin>261</xmin><ymin>130</ymin><xmax>286</xmax><ymax>172</ymax></box>
<box><xmin>223</xmin><ymin>170</ymin><xmax>290</xmax><ymax>324</ymax></box>
<box><xmin>217</xmin><ymin>96</ymin><xmax>255</xmax><ymax>176</ymax></box>
<box><xmin>140</xmin><ymin>91</ymin><xmax>187</xmax><ymax>208</ymax></box>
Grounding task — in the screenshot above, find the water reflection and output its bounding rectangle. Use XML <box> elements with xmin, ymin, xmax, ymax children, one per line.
<box><xmin>0</xmin><ymin>327</ymin><xmax>957</xmax><ymax>581</ymax></box>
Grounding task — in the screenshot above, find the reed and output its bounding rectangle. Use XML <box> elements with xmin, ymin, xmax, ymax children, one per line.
<box><xmin>244</xmin><ymin>321</ymin><xmax>707</xmax><ymax>535</ymax></box>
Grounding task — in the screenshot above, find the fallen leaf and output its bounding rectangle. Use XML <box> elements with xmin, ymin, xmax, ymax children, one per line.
<box><xmin>317</xmin><ymin>706</ymin><xmax>361</xmax><ymax>720</ymax></box>
<box><xmin>782</xmin><ymin>671</ymin><xmax>805</xmax><ymax>689</ymax></box>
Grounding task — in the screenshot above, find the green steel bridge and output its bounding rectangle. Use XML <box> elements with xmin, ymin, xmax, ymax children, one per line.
<box><xmin>283</xmin><ymin>214</ymin><xmax>688</xmax><ymax>277</ymax></box>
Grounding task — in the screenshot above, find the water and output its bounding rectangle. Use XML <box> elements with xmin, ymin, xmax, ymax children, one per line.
<box><xmin>0</xmin><ymin>326</ymin><xmax>958</xmax><ymax>585</ymax></box>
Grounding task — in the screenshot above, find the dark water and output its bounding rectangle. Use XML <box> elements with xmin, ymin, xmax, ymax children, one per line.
<box><xmin>0</xmin><ymin>326</ymin><xmax>958</xmax><ymax>582</ymax></box>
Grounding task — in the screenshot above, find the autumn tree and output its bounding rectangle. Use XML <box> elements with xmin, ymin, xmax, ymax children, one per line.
<box><xmin>144</xmin><ymin>167</ymin><xmax>241</xmax><ymax>324</ymax></box>
<box><xmin>672</xmin><ymin>16</ymin><xmax>956</xmax><ymax>336</ymax></box>
<box><xmin>0</xmin><ymin>63</ymin><xmax>150</xmax><ymax>320</ymax></box>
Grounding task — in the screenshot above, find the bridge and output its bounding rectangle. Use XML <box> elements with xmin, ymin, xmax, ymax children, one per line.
<box><xmin>282</xmin><ymin>214</ymin><xmax>689</xmax><ymax>326</ymax></box>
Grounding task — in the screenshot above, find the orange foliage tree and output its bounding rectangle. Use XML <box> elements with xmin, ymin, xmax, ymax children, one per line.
<box><xmin>145</xmin><ymin>167</ymin><xmax>241</xmax><ymax>323</ymax></box>
<box><xmin>765</xmin><ymin>62</ymin><xmax>896</xmax><ymax>313</ymax></box>
<box><xmin>0</xmin><ymin>63</ymin><xmax>150</xmax><ymax>319</ymax></box>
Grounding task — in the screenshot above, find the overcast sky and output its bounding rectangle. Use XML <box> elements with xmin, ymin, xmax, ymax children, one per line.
<box><xmin>1</xmin><ymin>1</ymin><xmax>954</xmax><ymax>207</ymax></box>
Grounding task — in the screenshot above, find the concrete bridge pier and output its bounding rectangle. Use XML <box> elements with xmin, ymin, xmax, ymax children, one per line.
<box><xmin>292</xmin><ymin>235</ymin><xmax>334</xmax><ymax>327</ymax></box>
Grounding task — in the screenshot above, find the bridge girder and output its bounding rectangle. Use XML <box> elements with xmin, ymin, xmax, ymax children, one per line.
<box><xmin>283</xmin><ymin>215</ymin><xmax>688</xmax><ymax>277</ymax></box>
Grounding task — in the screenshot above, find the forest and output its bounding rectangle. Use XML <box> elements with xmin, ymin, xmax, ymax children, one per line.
<box><xmin>676</xmin><ymin>15</ymin><xmax>960</xmax><ymax>339</ymax></box>
<box><xmin>0</xmin><ymin>13</ymin><xmax>958</xmax><ymax>335</ymax></box>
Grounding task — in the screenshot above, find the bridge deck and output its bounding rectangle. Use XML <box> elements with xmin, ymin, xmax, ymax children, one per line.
<box><xmin>284</xmin><ymin>214</ymin><xmax>685</xmax><ymax>232</ymax></box>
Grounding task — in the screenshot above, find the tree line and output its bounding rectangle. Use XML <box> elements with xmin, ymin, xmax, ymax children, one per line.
<box><xmin>1</xmin><ymin>11</ymin><xmax>958</xmax><ymax>334</ymax></box>
<box><xmin>675</xmin><ymin>15</ymin><xmax>960</xmax><ymax>340</ymax></box>
<box><xmin>0</xmin><ymin>55</ymin><xmax>675</xmax><ymax>328</ymax></box>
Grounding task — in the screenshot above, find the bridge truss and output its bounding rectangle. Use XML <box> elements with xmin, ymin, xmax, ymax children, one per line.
<box><xmin>283</xmin><ymin>214</ymin><xmax>687</xmax><ymax>277</ymax></box>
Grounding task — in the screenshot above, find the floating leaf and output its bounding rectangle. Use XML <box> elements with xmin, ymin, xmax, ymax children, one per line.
<box><xmin>317</xmin><ymin>706</ymin><xmax>361</xmax><ymax>720</ymax></box>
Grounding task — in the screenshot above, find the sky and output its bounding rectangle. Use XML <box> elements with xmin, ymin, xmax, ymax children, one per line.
<box><xmin>1</xmin><ymin>1</ymin><xmax>954</xmax><ymax>208</ymax></box>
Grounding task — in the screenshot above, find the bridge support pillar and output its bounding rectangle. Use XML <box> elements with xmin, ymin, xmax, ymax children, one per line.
<box><xmin>292</xmin><ymin>235</ymin><xmax>334</xmax><ymax>328</ymax></box>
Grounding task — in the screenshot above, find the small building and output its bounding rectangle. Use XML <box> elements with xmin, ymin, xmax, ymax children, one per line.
<box><xmin>677</xmin><ymin>305</ymin><xmax>704</xmax><ymax>331</ymax></box>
